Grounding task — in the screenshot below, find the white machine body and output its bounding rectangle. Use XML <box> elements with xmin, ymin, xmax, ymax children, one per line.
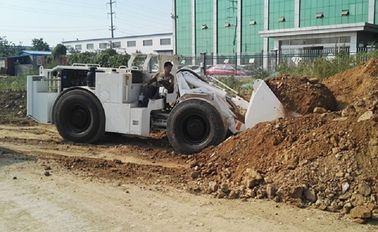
<box><xmin>27</xmin><ymin>54</ymin><xmax>286</xmax><ymax>148</ymax></box>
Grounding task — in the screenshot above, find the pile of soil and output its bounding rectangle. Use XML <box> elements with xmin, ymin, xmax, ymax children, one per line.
<box><xmin>267</xmin><ymin>75</ymin><xmax>337</xmax><ymax>114</ymax></box>
<box><xmin>188</xmin><ymin>60</ymin><xmax>378</xmax><ymax>223</ymax></box>
<box><xmin>0</xmin><ymin>91</ymin><xmax>32</xmax><ymax>124</ymax></box>
<box><xmin>324</xmin><ymin>59</ymin><xmax>378</xmax><ymax>107</ymax></box>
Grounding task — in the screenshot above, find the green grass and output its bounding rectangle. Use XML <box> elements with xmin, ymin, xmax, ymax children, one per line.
<box><xmin>0</xmin><ymin>75</ymin><xmax>27</xmax><ymax>91</ymax></box>
<box><xmin>277</xmin><ymin>50</ymin><xmax>378</xmax><ymax>80</ymax></box>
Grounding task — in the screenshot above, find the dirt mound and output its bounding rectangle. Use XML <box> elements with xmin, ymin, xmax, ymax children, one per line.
<box><xmin>323</xmin><ymin>59</ymin><xmax>378</xmax><ymax>107</ymax></box>
<box><xmin>188</xmin><ymin>60</ymin><xmax>378</xmax><ymax>222</ymax></box>
<box><xmin>267</xmin><ymin>75</ymin><xmax>337</xmax><ymax>115</ymax></box>
<box><xmin>189</xmin><ymin>93</ymin><xmax>377</xmax><ymax>220</ymax></box>
<box><xmin>0</xmin><ymin>91</ymin><xmax>33</xmax><ymax>125</ymax></box>
<box><xmin>362</xmin><ymin>58</ymin><xmax>378</xmax><ymax>77</ymax></box>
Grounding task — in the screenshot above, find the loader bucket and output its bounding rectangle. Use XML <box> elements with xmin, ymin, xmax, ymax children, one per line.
<box><xmin>244</xmin><ymin>79</ymin><xmax>285</xmax><ymax>128</ymax></box>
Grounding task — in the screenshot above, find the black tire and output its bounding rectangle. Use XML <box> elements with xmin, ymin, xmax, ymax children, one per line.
<box><xmin>167</xmin><ymin>99</ymin><xmax>227</xmax><ymax>154</ymax></box>
<box><xmin>53</xmin><ymin>89</ymin><xmax>105</xmax><ymax>143</ymax></box>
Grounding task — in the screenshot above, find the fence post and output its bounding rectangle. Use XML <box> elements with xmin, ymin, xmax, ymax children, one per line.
<box><xmin>200</xmin><ymin>52</ymin><xmax>207</xmax><ymax>76</ymax></box>
<box><xmin>272</xmin><ymin>49</ymin><xmax>278</xmax><ymax>72</ymax></box>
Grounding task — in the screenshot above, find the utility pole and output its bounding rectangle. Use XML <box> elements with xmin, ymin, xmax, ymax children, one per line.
<box><xmin>107</xmin><ymin>0</ymin><xmax>116</xmax><ymax>39</ymax></box>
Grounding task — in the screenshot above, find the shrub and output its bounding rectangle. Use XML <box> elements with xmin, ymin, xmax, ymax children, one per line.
<box><xmin>68</xmin><ymin>49</ymin><xmax>130</xmax><ymax>68</ymax></box>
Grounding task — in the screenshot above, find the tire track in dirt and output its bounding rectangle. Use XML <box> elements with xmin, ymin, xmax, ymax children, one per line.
<box><xmin>0</xmin><ymin>124</ymin><xmax>190</xmax><ymax>187</ymax></box>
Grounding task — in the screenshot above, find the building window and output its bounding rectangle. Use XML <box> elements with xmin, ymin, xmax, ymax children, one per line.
<box><xmin>160</xmin><ymin>38</ymin><xmax>171</xmax><ymax>45</ymax></box>
<box><xmin>86</xmin><ymin>43</ymin><xmax>94</xmax><ymax>50</ymax></box>
<box><xmin>113</xmin><ymin>41</ymin><xmax>121</xmax><ymax>48</ymax></box>
<box><xmin>75</xmin><ymin>44</ymin><xmax>82</xmax><ymax>51</ymax></box>
<box><xmin>143</xmin><ymin>40</ymin><xmax>153</xmax><ymax>46</ymax></box>
<box><xmin>127</xmin><ymin>41</ymin><xmax>136</xmax><ymax>47</ymax></box>
<box><xmin>99</xmin><ymin>43</ymin><xmax>109</xmax><ymax>49</ymax></box>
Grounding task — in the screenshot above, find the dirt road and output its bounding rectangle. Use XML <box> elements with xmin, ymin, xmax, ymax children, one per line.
<box><xmin>0</xmin><ymin>153</ymin><xmax>375</xmax><ymax>232</ymax></box>
<box><xmin>0</xmin><ymin>124</ymin><xmax>377</xmax><ymax>232</ymax></box>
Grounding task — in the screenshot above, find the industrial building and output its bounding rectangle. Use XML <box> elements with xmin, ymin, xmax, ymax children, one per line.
<box><xmin>62</xmin><ymin>33</ymin><xmax>173</xmax><ymax>55</ymax></box>
<box><xmin>173</xmin><ymin>0</ymin><xmax>378</xmax><ymax>68</ymax></box>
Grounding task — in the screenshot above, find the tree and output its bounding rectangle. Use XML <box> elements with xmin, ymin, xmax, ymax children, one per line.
<box><xmin>0</xmin><ymin>36</ymin><xmax>22</xmax><ymax>57</ymax></box>
<box><xmin>68</xmin><ymin>49</ymin><xmax>130</xmax><ymax>68</ymax></box>
<box><xmin>32</xmin><ymin>38</ymin><xmax>50</xmax><ymax>51</ymax></box>
<box><xmin>52</xmin><ymin>44</ymin><xmax>67</xmax><ymax>59</ymax></box>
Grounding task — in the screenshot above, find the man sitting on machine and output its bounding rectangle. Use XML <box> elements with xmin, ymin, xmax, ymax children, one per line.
<box><xmin>139</xmin><ymin>61</ymin><xmax>174</xmax><ymax>107</ymax></box>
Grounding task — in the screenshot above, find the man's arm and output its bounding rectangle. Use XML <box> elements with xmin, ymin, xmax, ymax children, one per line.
<box><xmin>148</xmin><ymin>73</ymin><xmax>159</xmax><ymax>84</ymax></box>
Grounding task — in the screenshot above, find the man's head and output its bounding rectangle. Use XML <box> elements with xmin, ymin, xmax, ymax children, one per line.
<box><xmin>164</xmin><ymin>61</ymin><xmax>173</xmax><ymax>74</ymax></box>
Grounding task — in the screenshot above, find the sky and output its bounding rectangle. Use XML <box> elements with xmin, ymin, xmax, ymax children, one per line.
<box><xmin>0</xmin><ymin>0</ymin><xmax>173</xmax><ymax>47</ymax></box>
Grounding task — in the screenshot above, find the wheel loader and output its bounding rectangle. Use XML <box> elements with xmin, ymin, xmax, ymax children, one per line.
<box><xmin>27</xmin><ymin>54</ymin><xmax>284</xmax><ymax>154</ymax></box>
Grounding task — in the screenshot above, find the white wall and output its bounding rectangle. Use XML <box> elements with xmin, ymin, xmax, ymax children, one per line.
<box><xmin>62</xmin><ymin>33</ymin><xmax>173</xmax><ymax>55</ymax></box>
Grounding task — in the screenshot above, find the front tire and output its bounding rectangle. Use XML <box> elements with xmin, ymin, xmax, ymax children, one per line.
<box><xmin>167</xmin><ymin>99</ymin><xmax>227</xmax><ymax>154</ymax></box>
<box><xmin>53</xmin><ymin>89</ymin><xmax>105</xmax><ymax>143</ymax></box>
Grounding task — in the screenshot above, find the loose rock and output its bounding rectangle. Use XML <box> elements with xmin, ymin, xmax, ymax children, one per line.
<box><xmin>313</xmin><ymin>107</ymin><xmax>327</xmax><ymax>114</ymax></box>
<box><xmin>341</xmin><ymin>182</ymin><xmax>350</xmax><ymax>194</ymax></box>
<box><xmin>244</xmin><ymin>169</ymin><xmax>263</xmax><ymax>189</ymax></box>
<box><xmin>208</xmin><ymin>181</ymin><xmax>219</xmax><ymax>193</ymax></box>
<box><xmin>343</xmin><ymin>203</ymin><xmax>353</xmax><ymax>214</ymax></box>
<box><xmin>290</xmin><ymin>186</ymin><xmax>305</xmax><ymax>200</ymax></box>
<box><xmin>350</xmin><ymin>206</ymin><xmax>372</xmax><ymax>220</ymax></box>
<box><xmin>357</xmin><ymin>111</ymin><xmax>374</xmax><ymax>122</ymax></box>
<box><xmin>191</xmin><ymin>171</ymin><xmax>201</xmax><ymax>179</ymax></box>
<box><xmin>358</xmin><ymin>182</ymin><xmax>372</xmax><ymax>197</ymax></box>
<box><xmin>266</xmin><ymin>184</ymin><xmax>276</xmax><ymax>199</ymax></box>
<box><xmin>304</xmin><ymin>189</ymin><xmax>317</xmax><ymax>203</ymax></box>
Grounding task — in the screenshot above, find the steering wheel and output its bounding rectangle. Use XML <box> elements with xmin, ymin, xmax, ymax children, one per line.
<box><xmin>177</xmin><ymin>68</ymin><xmax>208</xmax><ymax>83</ymax></box>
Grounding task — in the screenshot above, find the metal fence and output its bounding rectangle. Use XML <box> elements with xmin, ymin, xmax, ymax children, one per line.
<box><xmin>177</xmin><ymin>47</ymin><xmax>378</xmax><ymax>75</ymax></box>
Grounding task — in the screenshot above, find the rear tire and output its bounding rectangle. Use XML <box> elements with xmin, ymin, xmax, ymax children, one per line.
<box><xmin>53</xmin><ymin>89</ymin><xmax>105</xmax><ymax>143</ymax></box>
<box><xmin>167</xmin><ymin>99</ymin><xmax>227</xmax><ymax>154</ymax></box>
